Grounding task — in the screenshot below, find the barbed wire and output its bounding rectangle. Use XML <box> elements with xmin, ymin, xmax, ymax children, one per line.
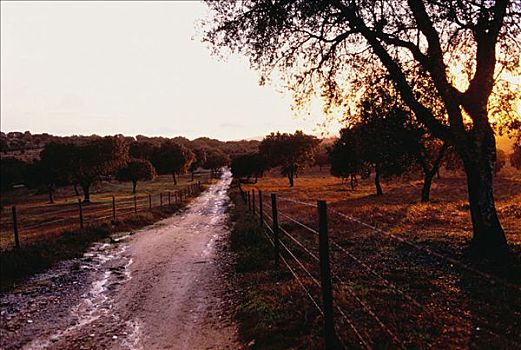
<box><xmin>328</xmin><ymin>208</ymin><xmax>521</xmax><ymax>292</ymax></box>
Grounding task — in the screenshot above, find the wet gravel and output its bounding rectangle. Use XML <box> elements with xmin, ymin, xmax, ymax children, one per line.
<box><xmin>0</xmin><ymin>172</ymin><xmax>239</xmax><ymax>350</ymax></box>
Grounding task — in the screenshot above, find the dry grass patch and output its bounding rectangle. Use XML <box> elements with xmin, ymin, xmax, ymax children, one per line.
<box><xmin>239</xmin><ymin>167</ymin><xmax>521</xmax><ymax>348</ymax></box>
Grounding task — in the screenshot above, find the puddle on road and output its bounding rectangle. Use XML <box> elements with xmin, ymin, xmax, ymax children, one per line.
<box><xmin>2</xmin><ymin>171</ymin><xmax>233</xmax><ymax>350</ymax></box>
<box><xmin>24</xmin><ymin>238</ymin><xmax>134</xmax><ymax>349</ymax></box>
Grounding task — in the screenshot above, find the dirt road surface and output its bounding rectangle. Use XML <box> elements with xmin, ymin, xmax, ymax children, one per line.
<box><xmin>0</xmin><ymin>172</ymin><xmax>240</xmax><ymax>350</ymax></box>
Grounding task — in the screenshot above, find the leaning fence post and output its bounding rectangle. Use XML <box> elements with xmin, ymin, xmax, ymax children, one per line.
<box><xmin>317</xmin><ymin>200</ymin><xmax>338</xmax><ymax>349</ymax></box>
<box><xmin>252</xmin><ymin>190</ymin><xmax>256</xmax><ymax>215</ymax></box>
<box><xmin>11</xmin><ymin>206</ymin><xmax>20</xmax><ymax>249</ymax></box>
<box><xmin>271</xmin><ymin>193</ymin><xmax>280</xmax><ymax>269</ymax></box>
<box><xmin>78</xmin><ymin>199</ymin><xmax>84</xmax><ymax>229</ymax></box>
<box><xmin>133</xmin><ymin>194</ymin><xmax>137</xmax><ymax>214</ymax></box>
<box><xmin>148</xmin><ymin>194</ymin><xmax>152</xmax><ymax>209</ymax></box>
<box><xmin>112</xmin><ymin>196</ymin><xmax>116</xmax><ymax>222</ymax></box>
<box><xmin>258</xmin><ymin>190</ymin><xmax>263</xmax><ymax>227</ymax></box>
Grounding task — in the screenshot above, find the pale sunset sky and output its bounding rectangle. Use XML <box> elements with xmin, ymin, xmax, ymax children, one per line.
<box><xmin>1</xmin><ymin>1</ymin><xmax>339</xmax><ymax>141</ymax></box>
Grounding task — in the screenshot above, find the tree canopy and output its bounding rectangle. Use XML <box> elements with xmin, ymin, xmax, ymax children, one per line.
<box><xmin>231</xmin><ymin>153</ymin><xmax>267</xmax><ymax>182</ymax></box>
<box><xmin>204</xmin><ymin>0</ymin><xmax>520</xmax><ymax>257</ymax></box>
<box><xmin>151</xmin><ymin>141</ymin><xmax>195</xmax><ymax>185</ymax></box>
<box><xmin>260</xmin><ymin>130</ymin><xmax>320</xmax><ymax>186</ymax></box>
<box><xmin>74</xmin><ymin>136</ymin><xmax>129</xmax><ymax>202</ymax></box>
<box><xmin>116</xmin><ymin>159</ymin><xmax>156</xmax><ymax>193</ymax></box>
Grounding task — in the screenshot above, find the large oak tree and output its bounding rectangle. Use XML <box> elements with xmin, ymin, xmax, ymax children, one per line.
<box><xmin>204</xmin><ymin>0</ymin><xmax>520</xmax><ymax>258</ymax></box>
<box><xmin>151</xmin><ymin>141</ymin><xmax>195</xmax><ymax>185</ymax></box>
<box><xmin>260</xmin><ymin>131</ymin><xmax>320</xmax><ymax>186</ymax></box>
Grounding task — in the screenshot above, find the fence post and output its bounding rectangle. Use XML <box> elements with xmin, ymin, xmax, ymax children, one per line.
<box><xmin>271</xmin><ymin>193</ymin><xmax>280</xmax><ymax>269</ymax></box>
<box><xmin>11</xmin><ymin>206</ymin><xmax>20</xmax><ymax>249</ymax></box>
<box><xmin>148</xmin><ymin>194</ymin><xmax>152</xmax><ymax>209</ymax></box>
<box><xmin>78</xmin><ymin>199</ymin><xmax>84</xmax><ymax>229</ymax></box>
<box><xmin>247</xmin><ymin>192</ymin><xmax>251</xmax><ymax>211</ymax></box>
<box><xmin>160</xmin><ymin>192</ymin><xmax>163</xmax><ymax>208</ymax></box>
<box><xmin>112</xmin><ymin>196</ymin><xmax>116</xmax><ymax>222</ymax></box>
<box><xmin>258</xmin><ymin>190</ymin><xmax>263</xmax><ymax>227</ymax></box>
<box><xmin>168</xmin><ymin>191</ymin><xmax>171</xmax><ymax>206</ymax></box>
<box><xmin>133</xmin><ymin>194</ymin><xmax>137</xmax><ymax>214</ymax></box>
<box><xmin>252</xmin><ymin>190</ymin><xmax>256</xmax><ymax>215</ymax></box>
<box><xmin>317</xmin><ymin>200</ymin><xmax>339</xmax><ymax>349</ymax></box>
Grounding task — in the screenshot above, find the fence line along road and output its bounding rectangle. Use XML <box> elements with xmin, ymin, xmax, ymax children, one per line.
<box><xmin>239</xmin><ymin>186</ymin><xmax>521</xmax><ymax>349</ymax></box>
<box><xmin>2</xmin><ymin>180</ymin><xmax>207</xmax><ymax>250</ymax></box>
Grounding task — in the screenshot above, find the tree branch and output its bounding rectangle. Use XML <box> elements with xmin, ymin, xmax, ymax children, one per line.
<box><xmin>332</xmin><ymin>0</ymin><xmax>452</xmax><ymax>141</ymax></box>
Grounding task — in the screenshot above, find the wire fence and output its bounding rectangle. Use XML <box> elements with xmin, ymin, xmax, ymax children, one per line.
<box><xmin>1</xmin><ymin>177</ymin><xmax>211</xmax><ymax>250</ymax></box>
<box><xmin>238</xmin><ymin>185</ymin><xmax>521</xmax><ymax>349</ymax></box>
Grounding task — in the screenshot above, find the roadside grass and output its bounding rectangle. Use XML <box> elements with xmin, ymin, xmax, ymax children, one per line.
<box><xmin>0</xmin><ymin>173</ymin><xmax>211</xmax><ymax>249</ymax></box>
<box><xmin>228</xmin><ymin>188</ymin><xmax>323</xmax><ymax>349</ymax></box>
<box><xmin>238</xmin><ymin>167</ymin><xmax>521</xmax><ymax>348</ymax></box>
<box><xmin>0</xmin><ymin>194</ymin><xmax>192</xmax><ymax>291</ymax></box>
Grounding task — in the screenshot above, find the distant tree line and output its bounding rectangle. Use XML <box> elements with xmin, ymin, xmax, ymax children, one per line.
<box><xmin>0</xmin><ymin>134</ymin><xmax>246</xmax><ymax>203</ymax></box>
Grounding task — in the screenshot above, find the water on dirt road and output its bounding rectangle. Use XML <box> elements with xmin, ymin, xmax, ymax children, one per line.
<box><xmin>0</xmin><ymin>171</ymin><xmax>238</xmax><ymax>350</ymax></box>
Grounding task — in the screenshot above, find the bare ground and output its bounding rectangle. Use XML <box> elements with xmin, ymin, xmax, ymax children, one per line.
<box><xmin>0</xmin><ymin>173</ymin><xmax>239</xmax><ymax>350</ymax></box>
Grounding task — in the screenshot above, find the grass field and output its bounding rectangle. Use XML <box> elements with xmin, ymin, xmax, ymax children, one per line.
<box><xmin>0</xmin><ymin>173</ymin><xmax>211</xmax><ymax>249</ymax></box>
<box><xmin>238</xmin><ymin>165</ymin><xmax>521</xmax><ymax>348</ymax></box>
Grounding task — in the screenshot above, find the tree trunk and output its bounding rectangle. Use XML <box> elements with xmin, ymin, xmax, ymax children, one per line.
<box><xmin>350</xmin><ymin>174</ymin><xmax>357</xmax><ymax>190</ymax></box>
<box><xmin>132</xmin><ymin>180</ymin><xmax>137</xmax><ymax>194</ymax></box>
<box><xmin>420</xmin><ymin>142</ymin><xmax>447</xmax><ymax>203</ymax></box>
<box><xmin>462</xmin><ymin>156</ymin><xmax>508</xmax><ymax>258</ymax></box>
<box><xmin>172</xmin><ymin>172</ymin><xmax>177</xmax><ymax>185</ymax></box>
<box><xmin>48</xmin><ymin>185</ymin><xmax>55</xmax><ymax>204</ymax></box>
<box><xmin>450</xmin><ymin>113</ymin><xmax>508</xmax><ymax>258</ymax></box>
<box><xmin>73</xmin><ymin>183</ymin><xmax>80</xmax><ymax>196</ymax></box>
<box><xmin>421</xmin><ymin>171</ymin><xmax>434</xmax><ymax>202</ymax></box>
<box><xmin>374</xmin><ymin>168</ymin><xmax>383</xmax><ymax>196</ymax></box>
<box><xmin>81</xmin><ymin>182</ymin><xmax>91</xmax><ymax>203</ymax></box>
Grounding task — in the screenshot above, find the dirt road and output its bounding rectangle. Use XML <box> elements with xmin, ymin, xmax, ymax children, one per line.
<box><xmin>0</xmin><ymin>172</ymin><xmax>239</xmax><ymax>349</ymax></box>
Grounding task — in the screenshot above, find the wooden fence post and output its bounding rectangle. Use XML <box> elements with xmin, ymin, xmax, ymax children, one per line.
<box><xmin>252</xmin><ymin>190</ymin><xmax>256</xmax><ymax>215</ymax></box>
<box><xmin>168</xmin><ymin>191</ymin><xmax>171</xmax><ymax>206</ymax></box>
<box><xmin>317</xmin><ymin>200</ymin><xmax>339</xmax><ymax>349</ymax></box>
<box><xmin>112</xmin><ymin>196</ymin><xmax>116</xmax><ymax>222</ymax></box>
<box><xmin>11</xmin><ymin>206</ymin><xmax>20</xmax><ymax>249</ymax></box>
<box><xmin>134</xmin><ymin>194</ymin><xmax>137</xmax><ymax>214</ymax></box>
<box><xmin>271</xmin><ymin>193</ymin><xmax>280</xmax><ymax>269</ymax></box>
<box><xmin>78</xmin><ymin>199</ymin><xmax>84</xmax><ymax>229</ymax></box>
<box><xmin>148</xmin><ymin>194</ymin><xmax>152</xmax><ymax>210</ymax></box>
<box><xmin>160</xmin><ymin>193</ymin><xmax>163</xmax><ymax>208</ymax></box>
<box><xmin>258</xmin><ymin>190</ymin><xmax>263</xmax><ymax>227</ymax></box>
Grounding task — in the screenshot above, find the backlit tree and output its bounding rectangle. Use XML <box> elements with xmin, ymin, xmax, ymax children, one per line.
<box><xmin>204</xmin><ymin>0</ymin><xmax>520</xmax><ymax>257</ymax></box>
